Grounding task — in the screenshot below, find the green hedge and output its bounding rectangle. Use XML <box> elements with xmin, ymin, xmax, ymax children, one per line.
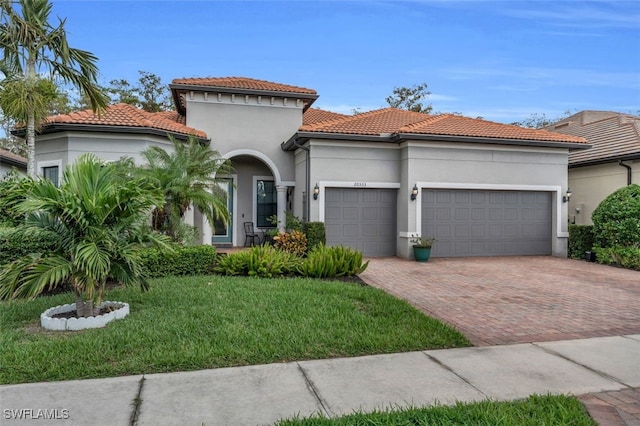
<box><xmin>568</xmin><ymin>225</ymin><xmax>594</xmax><ymax>259</ymax></box>
<box><xmin>0</xmin><ymin>227</ymin><xmax>58</xmax><ymax>265</ymax></box>
<box><xmin>139</xmin><ymin>245</ymin><xmax>218</xmax><ymax>278</ymax></box>
<box><xmin>592</xmin><ymin>184</ymin><xmax>640</xmax><ymax>248</ymax></box>
<box><xmin>302</xmin><ymin>222</ymin><xmax>326</xmax><ymax>252</ymax></box>
<box><xmin>593</xmin><ymin>246</ymin><xmax>640</xmax><ymax>271</ymax></box>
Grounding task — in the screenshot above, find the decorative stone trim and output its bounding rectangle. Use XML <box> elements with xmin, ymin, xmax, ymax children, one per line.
<box><xmin>40</xmin><ymin>301</ymin><xmax>130</xmax><ymax>331</ymax></box>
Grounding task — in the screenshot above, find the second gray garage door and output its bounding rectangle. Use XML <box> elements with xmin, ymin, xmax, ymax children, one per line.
<box><xmin>422</xmin><ymin>189</ymin><xmax>552</xmax><ymax>257</ymax></box>
<box><xmin>325</xmin><ymin>188</ymin><xmax>397</xmax><ymax>257</ymax></box>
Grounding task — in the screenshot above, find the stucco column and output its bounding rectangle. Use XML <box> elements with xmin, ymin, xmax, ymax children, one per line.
<box><xmin>276</xmin><ymin>185</ymin><xmax>288</xmax><ymax>231</ymax></box>
<box><xmin>200</xmin><ymin>209</ymin><xmax>213</xmax><ymax>245</ymax></box>
<box><xmin>183</xmin><ymin>203</ymin><xmax>194</xmax><ymax>226</ymax></box>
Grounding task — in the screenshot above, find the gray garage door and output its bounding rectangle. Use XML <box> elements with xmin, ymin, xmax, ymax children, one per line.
<box><xmin>422</xmin><ymin>189</ymin><xmax>551</xmax><ymax>257</ymax></box>
<box><xmin>325</xmin><ymin>188</ymin><xmax>397</xmax><ymax>257</ymax></box>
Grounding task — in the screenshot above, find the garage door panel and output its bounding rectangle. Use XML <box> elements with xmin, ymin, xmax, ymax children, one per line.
<box><xmin>326</xmin><ymin>188</ymin><xmax>397</xmax><ymax>257</ymax></box>
<box><xmin>423</xmin><ymin>189</ymin><xmax>551</xmax><ymax>257</ymax></box>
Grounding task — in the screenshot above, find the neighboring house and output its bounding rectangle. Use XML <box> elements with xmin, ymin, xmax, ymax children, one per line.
<box><xmin>0</xmin><ymin>148</ymin><xmax>27</xmax><ymax>177</ymax></box>
<box><xmin>26</xmin><ymin>76</ymin><xmax>589</xmax><ymax>259</ymax></box>
<box><xmin>544</xmin><ymin>111</ymin><xmax>640</xmax><ymax>225</ymax></box>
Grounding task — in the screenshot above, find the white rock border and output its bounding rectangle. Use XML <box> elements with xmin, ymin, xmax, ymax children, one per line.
<box><xmin>40</xmin><ymin>301</ymin><xmax>130</xmax><ymax>331</ymax></box>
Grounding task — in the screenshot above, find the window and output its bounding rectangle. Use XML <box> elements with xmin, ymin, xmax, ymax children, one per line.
<box><xmin>42</xmin><ymin>166</ymin><xmax>59</xmax><ymax>187</ymax></box>
<box><xmin>256</xmin><ymin>180</ymin><xmax>276</xmax><ymax>228</ymax></box>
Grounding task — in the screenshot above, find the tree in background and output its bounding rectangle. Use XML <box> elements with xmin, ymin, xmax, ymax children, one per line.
<box><xmin>511</xmin><ymin>110</ymin><xmax>574</xmax><ymax>129</ymax></box>
<box><xmin>107</xmin><ymin>71</ymin><xmax>172</xmax><ymax>112</ymax></box>
<box><xmin>0</xmin><ymin>0</ymin><xmax>108</xmax><ymax>176</ymax></box>
<box><xmin>140</xmin><ymin>135</ymin><xmax>232</xmax><ymax>243</ymax></box>
<box><xmin>386</xmin><ymin>83</ymin><xmax>432</xmax><ymax>114</ymax></box>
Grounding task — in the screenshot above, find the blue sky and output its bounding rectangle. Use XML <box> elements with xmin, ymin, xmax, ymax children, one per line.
<box><xmin>51</xmin><ymin>0</ymin><xmax>640</xmax><ymax>123</ymax></box>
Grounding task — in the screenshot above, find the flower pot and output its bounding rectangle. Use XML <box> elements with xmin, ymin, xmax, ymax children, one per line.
<box><xmin>413</xmin><ymin>246</ymin><xmax>432</xmax><ymax>262</ymax></box>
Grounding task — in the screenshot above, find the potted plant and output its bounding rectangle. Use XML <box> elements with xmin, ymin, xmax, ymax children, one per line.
<box><xmin>411</xmin><ymin>236</ymin><xmax>437</xmax><ymax>262</ymax></box>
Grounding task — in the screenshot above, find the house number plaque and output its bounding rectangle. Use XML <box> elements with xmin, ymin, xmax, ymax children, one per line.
<box><xmin>353</xmin><ymin>182</ymin><xmax>367</xmax><ymax>187</ymax></box>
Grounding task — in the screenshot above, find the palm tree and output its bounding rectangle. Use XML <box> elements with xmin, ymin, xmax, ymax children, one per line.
<box><xmin>141</xmin><ymin>135</ymin><xmax>233</xmax><ymax>243</ymax></box>
<box><xmin>0</xmin><ymin>155</ymin><xmax>170</xmax><ymax>317</ymax></box>
<box><xmin>0</xmin><ymin>0</ymin><xmax>108</xmax><ymax>177</ymax></box>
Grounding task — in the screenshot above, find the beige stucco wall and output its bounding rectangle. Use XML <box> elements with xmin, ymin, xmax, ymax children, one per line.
<box><xmin>568</xmin><ymin>161</ymin><xmax>640</xmax><ymax>225</ymax></box>
<box><xmin>184</xmin><ymin>93</ymin><xmax>301</xmax><ymax>185</ymax></box>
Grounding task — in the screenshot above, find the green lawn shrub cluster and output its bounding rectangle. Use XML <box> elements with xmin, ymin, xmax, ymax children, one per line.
<box><xmin>215</xmin><ymin>245</ymin><xmax>300</xmax><ymax>278</ymax></box>
<box><xmin>593</xmin><ymin>246</ymin><xmax>640</xmax><ymax>271</ymax></box>
<box><xmin>139</xmin><ymin>245</ymin><xmax>217</xmax><ymax>277</ymax></box>
<box><xmin>591</xmin><ymin>184</ymin><xmax>640</xmax><ymax>270</ymax></box>
<box><xmin>273</xmin><ymin>230</ymin><xmax>308</xmax><ymax>256</ymax></box>
<box><xmin>0</xmin><ymin>227</ymin><xmax>58</xmax><ymax>265</ymax></box>
<box><xmin>302</xmin><ymin>221</ymin><xmax>326</xmax><ymax>252</ymax></box>
<box><xmin>216</xmin><ymin>244</ymin><xmax>368</xmax><ymax>279</ymax></box>
<box><xmin>297</xmin><ymin>244</ymin><xmax>369</xmax><ymax>278</ymax></box>
<box><xmin>568</xmin><ymin>225</ymin><xmax>594</xmax><ymax>259</ymax></box>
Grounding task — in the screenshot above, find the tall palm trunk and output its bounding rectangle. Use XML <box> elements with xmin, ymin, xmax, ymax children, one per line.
<box><xmin>26</xmin><ymin>59</ymin><xmax>37</xmax><ymax>177</ymax></box>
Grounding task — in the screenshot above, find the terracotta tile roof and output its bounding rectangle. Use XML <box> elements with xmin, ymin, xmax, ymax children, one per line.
<box><xmin>300</xmin><ymin>108</ymin><xmax>587</xmax><ymax>144</ymax></box>
<box><xmin>401</xmin><ymin>114</ymin><xmax>587</xmax><ymax>143</ymax></box>
<box><xmin>0</xmin><ymin>148</ymin><xmax>27</xmax><ymax>166</ymax></box>
<box><xmin>544</xmin><ymin>111</ymin><xmax>640</xmax><ymax>165</ymax></box>
<box><xmin>43</xmin><ymin>104</ymin><xmax>206</xmax><ymax>139</ymax></box>
<box><xmin>300</xmin><ymin>108</ymin><xmax>431</xmax><ymax>135</ymax></box>
<box><xmin>171</xmin><ymin>77</ymin><xmax>317</xmax><ymax>95</ymax></box>
<box><xmin>303</xmin><ymin>108</ymin><xmax>348</xmax><ymax>126</ymax></box>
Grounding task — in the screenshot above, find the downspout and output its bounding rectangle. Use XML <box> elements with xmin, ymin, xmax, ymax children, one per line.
<box><xmin>618</xmin><ymin>160</ymin><xmax>632</xmax><ymax>185</ymax></box>
<box><xmin>291</xmin><ymin>137</ymin><xmax>311</xmax><ymax>222</ymax></box>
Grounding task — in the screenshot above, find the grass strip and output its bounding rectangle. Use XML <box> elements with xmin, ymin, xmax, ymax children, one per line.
<box><xmin>0</xmin><ymin>275</ymin><xmax>469</xmax><ymax>384</ymax></box>
<box><xmin>277</xmin><ymin>394</ymin><xmax>597</xmax><ymax>425</ymax></box>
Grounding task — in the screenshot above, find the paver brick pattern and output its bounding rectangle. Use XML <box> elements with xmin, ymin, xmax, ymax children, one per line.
<box><xmin>360</xmin><ymin>256</ymin><xmax>640</xmax><ymax>346</ymax></box>
<box><xmin>580</xmin><ymin>388</ymin><xmax>640</xmax><ymax>425</ymax></box>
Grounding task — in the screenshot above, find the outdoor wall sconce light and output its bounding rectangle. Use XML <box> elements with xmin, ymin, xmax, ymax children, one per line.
<box><xmin>313</xmin><ymin>183</ymin><xmax>319</xmax><ymax>200</ymax></box>
<box><xmin>410</xmin><ymin>184</ymin><xmax>419</xmax><ymax>201</ymax></box>
<box><xmin>563</xmin><ymin>188</ymin><xmax>572</xmax><ymax>203</ymax></box>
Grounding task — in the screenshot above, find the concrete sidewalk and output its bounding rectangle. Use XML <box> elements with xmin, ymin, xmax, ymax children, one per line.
<box><xmin>2</xmin><ymin>335</ymin><xmax>639</xmax><ymax>425</ymax></box>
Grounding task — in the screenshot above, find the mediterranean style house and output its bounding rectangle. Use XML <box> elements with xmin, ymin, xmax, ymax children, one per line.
<box><xmin>544</xmin><ymin>111</ymin><xmax>640</xmax><ymax>225</ymax></box>
<box><xmin>27</xmin><ymin>77</ymin><xmax>589</xmax><ymax>259</ymax></box>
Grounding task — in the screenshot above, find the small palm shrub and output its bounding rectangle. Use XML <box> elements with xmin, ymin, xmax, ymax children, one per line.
<box><xmin>215</xmin><ymin>246</ymin><xmax>300</xmax><ymax>278</ymax></box>
<box><xmin>298</xmin><ymin>245</ymin><xmax>369</xmax><ymax>278</ymax></box>
<box><xmin>273</xmin><ymin>230</ymin><xmax>308</xmax><ymax>257</ymax></box>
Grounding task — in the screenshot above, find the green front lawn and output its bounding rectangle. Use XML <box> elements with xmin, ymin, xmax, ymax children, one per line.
<box><xmin>277</xmin><ymin>394</ymin><xmax>596</xmax><ymax>426</ymax></box>
<box><xmin>0</xmin><ymin>275</ymin><xmax>469</xmax><ymax>384</ymax></box>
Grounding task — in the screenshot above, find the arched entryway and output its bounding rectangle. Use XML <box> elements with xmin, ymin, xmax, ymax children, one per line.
<box><xmin>205</xmin><ymin>150</ymin><xmax>290</xmax><ymax>247</ymax></box>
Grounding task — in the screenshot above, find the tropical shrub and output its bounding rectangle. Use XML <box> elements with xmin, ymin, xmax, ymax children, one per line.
<box><xmin>592</xmin><ymin>184</ymin><xmax>640</xmax><ymax>248</ymax></box>
<box><xmin>0</xmin><ymin>155</ymin><xmax>170</xmax><ymax>317</ymax></box>
<box><xmin>139</xmin><ymin>136</ymin><xmax>232</xmax><ymax>243</ymax></box>
<box><xmin>298</xmin><ymin>245</ymin><xmax>369</xmax><ymax>278</ymax></box>
<box><xmin>273</xmin><ymin>230</ymin><xmax>308</xmax><ymax>257</ymax></box>
<box><xmin>215</xmin><ymin>246</ymin><xmax>300</xmax><ymax>278</ymax></box>
<box><xmin>214</xmin><ymin>251</ymin><xmax>252</xmax><ymax>276</ymax></box>
<box><xmin>302</xmin><ymin>221</ymin><xmax>326</xmax><ymax>252</ymax></box>
<box><xmin>0</xmin><ymin>226</ymin><xmax>58</xmax><ymax>264</ymax></box>
<box><xmin>0</xmin><ymin>171</ymin><xmax>35</xmax><ymax>227</ymax></box>
<box><xmin>568</xmin><ymin>225</ymin><xmax>594</xmax><ymax>259</ymax></box>
<box><xmin>139</xmin><ymin>245</ymin><xmax>217</xmax><ymax>278</ymax></box>
<box><xmin>593</xmin><ymin>246</ymin><xmax>640</xmax><ymax>271</ymax></box>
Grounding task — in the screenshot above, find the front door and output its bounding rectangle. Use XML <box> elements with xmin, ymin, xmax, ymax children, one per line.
<box><xmin>212</xmin><ymin>178</ymin><xmax>233</xmax><ymax>244</ymax></box>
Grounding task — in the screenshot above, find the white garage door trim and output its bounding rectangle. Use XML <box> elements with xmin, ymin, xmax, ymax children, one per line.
<box><xmin>318</xmin><ymin>181</ymin><xmax>401</xmax><ymax>222</ymax></box>
<box><xmin>413</xmin><ymin>182</ymin><xmax>566</xmax><ymax>239</ymax></box>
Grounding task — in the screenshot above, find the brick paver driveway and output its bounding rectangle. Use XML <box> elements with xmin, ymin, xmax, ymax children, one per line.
<box><xmin>360</xmin><ymin>256</ymin><xmax>640</xmax><ymax>346</ymax></box>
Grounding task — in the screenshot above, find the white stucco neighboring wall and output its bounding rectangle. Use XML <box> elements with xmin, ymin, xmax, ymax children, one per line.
<box><xmin>568</xmin><ymin>161</ymin><xmax>640</xmax><ymax>225</ymax></box>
